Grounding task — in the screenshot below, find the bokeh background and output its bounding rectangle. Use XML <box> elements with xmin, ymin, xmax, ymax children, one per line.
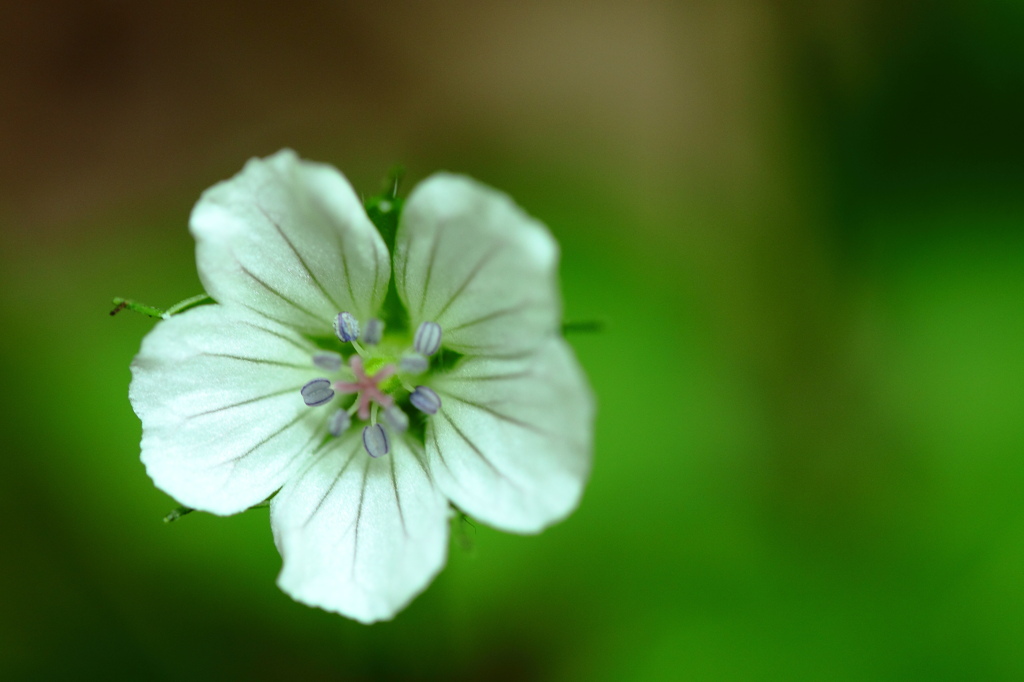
<box><xmin>2</xmin><ymin>1</ymin><xmax>1023</xmax><ymax>679</ymax></box>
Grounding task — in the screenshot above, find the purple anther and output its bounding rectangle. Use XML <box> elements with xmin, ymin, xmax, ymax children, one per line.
<box><xmin>328</xmin><ymin>409</ymin><xmax>351</xmax><ymax>437</ymax></box>
<box><xmin>413</xmin><ymin>321</ymin><xmax>442</xmax><ymax>356</ymax></box>
<box><xmin>409</xmin><ymin>386</ymin><xmax>441</xmax><ymax>415</ymax></box>
<box><xmin>400</xmin><ymin>353</ymin><xmax>429</xmax><ymax>375</ymax></box>
<box><xmin>334</xmin><ymin>312</ymin><xmax>360</xmax><ymax>342</ymax></box>
<box><xmin>362</xmin><ymin>424</ymin><xmax>389</xmax><ymax>458</ymax></box>
<box><xmin>301</xmin><ymin>378</ymin><xmax>335</xmax><ymax>407</ymax></box>
<box><xmin>312</xmin><ymin>351</ymin><xmax>342</xmax><ymax>372</ymax></box>
<box><xmin>362</xmin><ymin>318</ymin><xmax>385</xmax><ymax>345</ymax></box>
<box><xmin>384</xmin><ymin>406</ymin><xmax>409</xmax><ymax>432</ymax></box>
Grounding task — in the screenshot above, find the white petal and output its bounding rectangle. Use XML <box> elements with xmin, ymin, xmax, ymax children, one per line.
<box><xmin>271</xmin><ymin>433</ymin><xmax>449</xmax><ymax>623</ymax></box>
<box><xmin>129</xmin><ymin>306</ymin><xmax>323</xmax><ymax>515</ymax></box>
<box><xmin>426</xmin><ymin>338</ymin><xmax>594</xmax><ymax>533</ymax></box>
<box><xmin>394</xmin><ymin>174</ymin><xmax>561</xmax><ymax>357</ymax></box>
<box><xmin>191</xmin><ymin>149</ymin><xmax>390</xmax><ymax>334</ymax></box>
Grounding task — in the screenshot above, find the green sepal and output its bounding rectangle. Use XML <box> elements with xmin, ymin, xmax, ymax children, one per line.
<box><xmin>364</xmin><ymin>165</ymin><xmax>405</xmax><ymax>255</ymax></box>
<box><xmin>364</xmin><ymin>166</ymin><xmax>409</xmax><ymax>334</ymax></box>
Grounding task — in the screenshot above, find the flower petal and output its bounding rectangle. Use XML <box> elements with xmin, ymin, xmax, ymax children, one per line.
<box><xmin>426</xmin><ymin>338</ymin><xmax>594</xmax><ymax>533</ymax></box>
<box><xmin>130</xmin><ymin>306</ymin><xmax>323</xmax><ymax>515</ymax></box>
<box><xmin>394</xmin><ymin>173</ymin><xmax>561</xmax><ymax>357</ymax></box>
<box><xmin>191</xmin><ymin>149</ymin><xmax>390</xmax><ymax>334</ymax></box>
<box><xmin>271</xmin><ymin>433</ymin><xmax>448</xmax><ymax>623</ymax></box>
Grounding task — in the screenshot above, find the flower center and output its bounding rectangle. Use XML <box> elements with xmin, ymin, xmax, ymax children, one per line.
<box><xmin>299</xmin><ymin>314</ymin><xmax>444</xmax><ymax>458</ymax></box>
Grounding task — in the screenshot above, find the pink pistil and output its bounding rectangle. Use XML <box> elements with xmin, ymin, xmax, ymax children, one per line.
<box><xmin>335</xmin><ymin>355</ymin><xmax>395</xmax><ymax>420</ymax></box>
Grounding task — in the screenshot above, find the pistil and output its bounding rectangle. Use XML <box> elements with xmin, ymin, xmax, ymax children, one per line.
<box><xmin>334</xmin><ymin>355</ymin><xmax>395</xmax><ymax>420</ymax></box>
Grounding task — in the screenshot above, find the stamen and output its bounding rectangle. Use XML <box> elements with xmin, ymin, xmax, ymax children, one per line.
<box><xmin>300</xmin><ymin>378</ymin><xmax>335</xmax><ymax>407</ymax></box>
<box><xmin>312</xmin><ymin>351</ymin><xmax>342</xmax><ymax>372</ymax></box>
<box><xmin>334</xmin><ymin>312</ymin><xmax>360</xmax><ymax>342</ymax></box>
<box><xmin>400</xmin><ymin>353</ymin><xmax>429</xmax><ymax>375</ymax></box>
<box><xmin>362</xmin><ymin>318</ymin><xmax>385</xmax><ymax>345</ymax></box>
<box><xmin>362</xmin><ymin>424</ymin><xmax>389</xmax><ymax>458</ymax></box>
<box><xmin>328</xmin><ymin>409</ymin><xmax>351</xmax><ymax>437</ymax></box>
<box><xmin>384</xmin><ymin>406</ymin><xmax>409</xmax><ymax>432</ymax></box>
<box><xmin>409</xmin><ymin>386</ymin><xmax>441</xmax><ymax>415</ymax></box>
<box><xmin>414</xmin><ymin>321</ymin><xmax>442</xmax><ymax>356</ymax></box>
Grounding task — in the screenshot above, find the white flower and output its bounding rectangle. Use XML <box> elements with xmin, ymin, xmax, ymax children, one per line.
<box><xmin>129</xmin><ymin>150</ymin><xmax>594</xmax><ymax>623</ymax></box>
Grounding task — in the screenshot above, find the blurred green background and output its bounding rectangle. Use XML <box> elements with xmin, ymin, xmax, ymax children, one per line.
<box><xmin>2</xmin><ymin>1</ymin><xmax>1023</xmax><ymax>679</ymax></box>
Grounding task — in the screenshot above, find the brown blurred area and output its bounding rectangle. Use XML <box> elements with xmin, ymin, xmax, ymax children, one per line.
<box><xmin>0</xmin><ymin>0</ymin><xmax>898</xmax><ymax>232</ymax></box>
<box><xmin>2</xmin><ymin>1</ymin><xmax>412</xmax><ymax>229</ymax></box>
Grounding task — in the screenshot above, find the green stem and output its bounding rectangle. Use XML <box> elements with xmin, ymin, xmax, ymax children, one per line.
<box><xmin>111</xmin><ymin>294</ymin><xmax>215</xmax><ymax>319</ymax></box>
<box><xmin>165</xmin><ymin>294</ymin><xmax>215</xmax><ymax>316</ymax></box>
<box><xmin>163</xmin><ymin>506</ymin><xmax>195</xmax><ymax>523</ymax></box>
<box><xmin>162</xmin><ymin>497</ymin><xmax>272</xmax><ymax>523</ymax></box>
<box><xmin>110</xmin><ymin>298</ymin><xmax>165</xmax><ymax>319</ymax></box>
<box><xmin>450</xmin><ymin>508</ymin><xmax>477</xmax><ymax>552</ymax></box>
